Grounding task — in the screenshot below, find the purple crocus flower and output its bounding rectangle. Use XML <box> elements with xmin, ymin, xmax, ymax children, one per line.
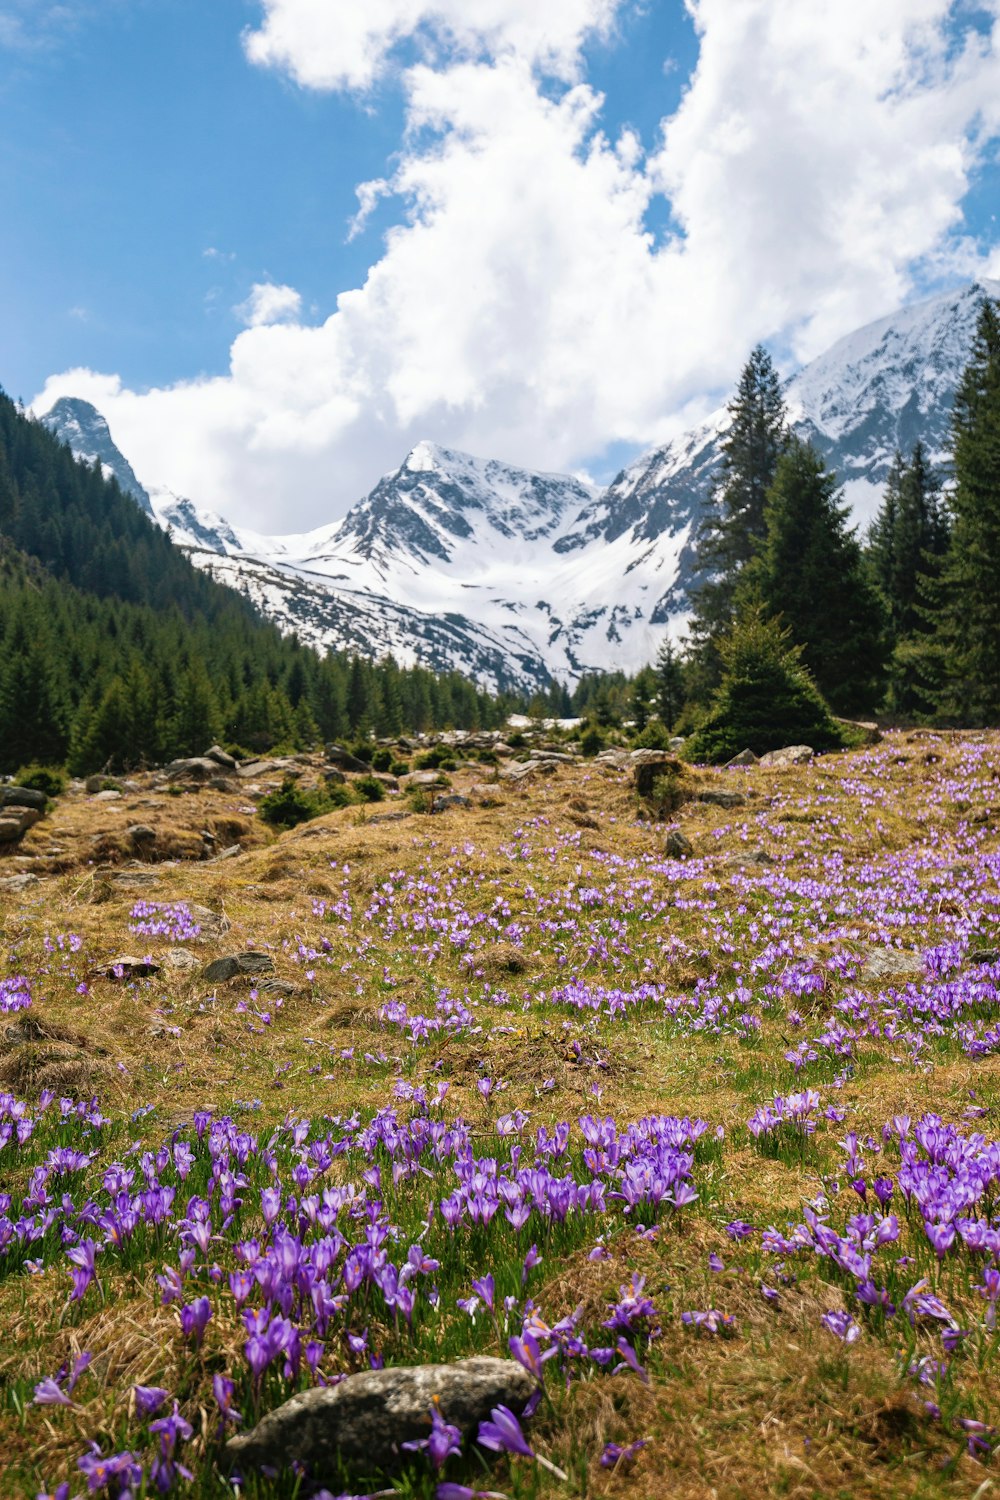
<box><xmin>821</xmin><ymin>1310</ymin><xmax>861</xmax><ymax>1343</ymax></box>
<box><xmin>178</xmin><ymin>1295</ymin><xmax>212</xmax><ymax>1347</ymax></box>
<box><xmin>600</xmin><ymin>1437</ymin><xmax>647</xmax><ymax>1470</ymax></box>
<box><xmin>477</xmin><ymin>1405</ymin><xmax>535</xmax><ymax>1459</ymax></box>
<box><xmin>133</xmin><ymin>1384</ymin><xmax>170</xmax><ymax>1418</ymax></box>
<box><xmin>402</xmin><ymin>1403</ymin><xmax>463</xmax><ymax>1471</ymax></box>
<box><xmin>32</xmin><ymin>1377</ymin><xmax>72</xmax><ymax>1407</ymax></box>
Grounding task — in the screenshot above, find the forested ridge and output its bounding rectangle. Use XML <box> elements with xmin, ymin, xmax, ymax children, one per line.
<box><xmin>0</xmin><ymin>390</ymin><xmax>513</xmax><ymax>774</ymax></box>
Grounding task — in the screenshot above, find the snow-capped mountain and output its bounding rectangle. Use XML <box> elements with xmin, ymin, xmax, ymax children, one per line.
<box><xmin>40</xmin><ymin>397</ymin><xmax>155</xmax><ymax>517</ymax></box>
<box><xmin>37</xmin><ymin>278</ymin><xmax>999</xmax><ymax>692</ymax></box>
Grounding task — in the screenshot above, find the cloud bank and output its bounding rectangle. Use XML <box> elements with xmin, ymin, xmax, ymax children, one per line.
<box><xmin>34</xmin><ymin>0</ymin><xmax>1000</xmax><ymax>531</ymax></box>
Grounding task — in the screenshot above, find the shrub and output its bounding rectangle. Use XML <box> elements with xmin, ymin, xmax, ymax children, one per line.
<box><xmin>390</xmin><ymin>759</ymin><xmax>411</xmax><ymax>776</ymax></box>
<box><xmin>13</xmin><ymin>764</ymin><xmax>66</xmax><ymax>799</ymax></box>
<box><xmin>354</xmin><ymin>775</ymin><xmax>386</xmax><ymax>803</ymax></box>
<box><xmin>685</xmin><ymin>606</ymin><xmax>845</xmax><ymax>765</ymax></box>
<box><xmin>580</xmin><ymin>723</ymin><xmax>604</xmax><ymax>757</ymax></box>
<box><xmin>350</xmin><ymin>741</ymin><xmax>374</xmax><ymax>764</ymax></box>
<box><xmin>414</xmin><ymin>747</ymin><xmax>457</xmax><ymax>771</ymax></box>
<box><xmin>507</xmin><ymin>731</ymin><xmax>526</xmax><ymax>749</ymax></box>
<box><xmin>370</xmin><ymin>748</ymin><xmax>393</xmax><ymax>772</ymax></box>
<box><xmin>259</xmin><ymin>777</ymin><xmax>347</xmax><ymax>829</ymax></box>
<box><xmin>632</xmin><ymin>720</ymin><xmax>673</xmax><ymax>751</ymax></box>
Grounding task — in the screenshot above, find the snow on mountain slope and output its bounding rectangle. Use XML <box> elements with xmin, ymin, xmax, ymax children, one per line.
<box><xmin>40</xmin><ymin>397</ymin><xmax>155</xmax><ymax>517</ymax></box>
<box><xmin>39</xmin><ymin>279</ymin><xmax>998</xmax><ymax>688</ymax></box>
<box><xmin>186</xmin><ymin>547</ymin><xmax>555</xmax><ymax>694</ymax></box>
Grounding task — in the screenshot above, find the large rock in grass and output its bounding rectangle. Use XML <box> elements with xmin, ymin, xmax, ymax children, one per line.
<box><xmin>202</xmin><ymin>952</ymin><xmax>275</xmax><ymax>983</ymax></box>
<box><xmin>758</xmin><ymin>745</ymin><xmax>813</xmax><ymax>768</ymax></box>
<box><xmin>631</xmin><ymin>753</ymin><xmax>687</xmax><ymax>801</ymax></box>
<box><xmin>226</xmin><ymin>1357</ymin><xmax>535</xmax><ymax>1481</ymax></box>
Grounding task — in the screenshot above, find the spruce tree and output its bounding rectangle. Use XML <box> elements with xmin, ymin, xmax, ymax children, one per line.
<box><xmin>654</xmin><ymin>638</ymin><xmax>685</xmax><ymax>731</ymax></box>
<box><xmin>685</xmin><ymin>605</ymin><xmax>845</xmax><ymax>764</ymax></box>
<box><xmin>746</xmin><ymin>437</ymin><xmax>886</xmax><ymax>715</ymax></box>
<box><xmin>688</xmin><ymin>345</ymin><xmax>788</xmax><ymax>689</ymax></box>
<box><xmin>933</xmin><ymin>297</ymin><xmax>1000</xmax><ymax>724</ymax></box>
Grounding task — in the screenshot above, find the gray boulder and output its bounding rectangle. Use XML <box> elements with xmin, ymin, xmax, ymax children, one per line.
<box><xmin>204</xmin><ymin>745</ymin><xmax>238</xmax><ymax>769</ymax></box>
<box><xmin>166</xmin><ymin>757</ymin><xmax>220</xmax><ymax>782</ymax></box>
<box><xmin>1</xmin><ymin>786</ymin><xmax>46</xmax><ymax>811</ymax></box>
<box><xmin>758</xmin><ymin>746</ymin><xmax>813</xmax><ymax>768</ymax></box>
<box><xmin>694</xmin><ymin>789</ymin><xmax>748</xmax><ymax>809</ymax></box>
<box><xmin>202</xmin><ymin>952</ymin><xmax>275</xmax><ymax>983</ymax></box>
<box><xmin>725</xmin><ymin>749</ymin><xmax>757</xmax><ymax>768</ymax></box>
<box><xmin>664</xmin><ymin>830</ymin><xmax>694</xmax><ymax>858</ymax></box>
<box><xmin>326</xmin><ymin>744</ymin><xmax>372</xmax><ymax>774</ymax></box>
<box><xmin>226</xmin><ymin>1357</ymin><xmax>534</xmax><ymax>1480</ymax></box>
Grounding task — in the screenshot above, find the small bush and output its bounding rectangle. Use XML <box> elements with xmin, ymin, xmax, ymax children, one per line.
<box><xmin>580</xmin><ymin>724</ymin><xmax>604</xmax><ymax>757</ymax></box>
<box><xmin>644</xmin><ymin>768</ymin><xmax>689</xmax><ymax>818</ymax></box>
<box><xmin>632</xmin><ymin>720</ymin><xmax>672</xmax><ymax>751</ymax></box>
<box><xmin>13</xmin><ymin>764</ymin><xmax>66</xmax><ymax>799</ymax></box>
<box><xmin>354</xmin><ymin>775</ymin><xmax>386</xmax><ymax>803</ymax></box>
<box><xmin>370</xmin><ymin>748</ymin><xmax>393</xmax><ymax>772</ymax></box>
<box><xmin>507</xmin><ymin>731</ymin><xmax>526</xmax><ymax>749</ymax></box>
<box><xmin>350</xmin><ymin>741</ymin><xmax>374</xmax><ymax>764</ymax></box>
<box><xmin>260</xmin><ymin>777</ymin><xmax>345</xmax><ymax>829</ymax></box>
<box><xmin>414</xmin><ymin>747</ymin><xmax>458</xmax><ymax>771</ymax></box>
<box><xmin>390</xmin><ymin>759</ymin><xmax>411</xmax><ymax>776</ymax></box>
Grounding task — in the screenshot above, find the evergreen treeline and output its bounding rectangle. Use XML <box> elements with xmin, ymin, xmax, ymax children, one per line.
<box><xmin>0</xmin><ymin>390</ymin><xmax>514</xmax><ymax>774</ymax></box>
<box><xmin>564</xmin><ymin>293</ymin><xmax>1000</xmax><ymax>752</ymax></box>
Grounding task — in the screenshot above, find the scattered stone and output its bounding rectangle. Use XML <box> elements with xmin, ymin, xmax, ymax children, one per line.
<box><xmin>664</xmin><ymin>830</ymin><xmax>694</xmax><ymax>858</ymax></box>
<box><xmin>202</xmin><ymin>952</ymin><xmax>275</xmax><ymax>983</ymax></box>
<box><xmin>668</xmin><ymin>737</ymin><xmax>686</xmax><ymax>752</ymax></box>
<box><xmin>208</xmin><ymin>775</ymin><xmax>235</xmax><ymax>792</ymax></box>
<box><xmin>836</xmin><ymin>718</ymin><xmax>882</xmax><ymax>745</ymax></box>
<box><xmin>326</xmin><ymin>744</ymin><xmax>372</xmax><ymax>774</ymax></box>
<box><xmin>85</xmin><ymin>775</ymin><xmax>105</xmax><ymax>794</ymax></box>
<box><xmin>163</xmin><ymin>948</ymin><xmax>199</xmax><ymax>971</ymax></box>
<box><xmin>256</xmin><ymin>978</ymin><xmax>297</xmax><ymax>998</ymax></box>
<box><xmin>0</xmin><ymin>810</ymin><xmax>38</xmax><ymax>842</ymax></box>
<box><xmin>127</xmin><ymin>824</ymin><xmax>157</xmax><ymax>846</ymax></box>
<box><xmin>632</xmin><ymin>754</ymin><xmax>687</xmax><ymax>801</ymax></box>
<box><xmin>187</xmin><ymin>905</ymin><xmax>231</xmax><ymax>939</ymax></box>
<box><xmin>92</xmin><ymin>956</ymin><xmax>162</xmax><ymax>980</ymax></box>
<box><xmin>860</xmin><ymin>948</ymin><xmax>924</xmax><ymax>982</ymax></box>
<box><xmin>204</xmin><ymin>744</ymin><xmax>238</xmax><ymax>768</ymax></box>
<box><xmin>0</xmin><ymin>786</ymin><xmax>46</xmax><ymax>811</ymax></box>
<box><xmin>0</xmin><ymin>873</ymin><xmax>40</xmax><ymax>892</ymax></box>
<box><xmin>500</xmin><ymin>760</ymin><xmax>557</xmax><ymax>783</ymax></box>
<box><xmin>401</xmin><ymin>770</ymin><xmax>448</xmax><ymax>789</ymax></box>
<box><xmin>92</xmin><ymin>789</ymin><xmax>122</xmax><ymax>802</ymax></box>
<box><xmin>758</xmin><ymin>746</ymin><xmax>814</xmax><ymax>768</ymax></box>
<box><xmin>324</xmin><ymin>768</ymin><xmax>347</xmax><ymax>785</ymax></box>
<box><xmin>165</xmin><ymin>757</ymin><xmax>221</xmax><ymax>782</ymax></box>
<box><xmin>725</xmin><ymin>749</ymin><xmax>757</xmax><ymax>768</ymax></box>
<box><xmin>432</xmin><ymin>794</ymin><xmax>471</xmax><ymax>812</ymax></box>
<box><xmin>371</xmin><ymin>772</ymin><xmax>399</xmax><ymax>790</ymax></box>
<box><xmin>237</xmin><ymin>759</ymin><xmax>288</xmax><ymax>778</ymax></box>
<box><xmin>214</xmin><ymin>844</ymin><xmax>243</xmax><ymax>861</ymax></box>
<box><xmin>226</xmin><ymin>1357</ymin><xmax>535</xmax><ymax>1480</ymax></box>
<box><xmin>694</xmin><ymin>789</ymin><xmax>748</xmax><ymax>809</ymax></box>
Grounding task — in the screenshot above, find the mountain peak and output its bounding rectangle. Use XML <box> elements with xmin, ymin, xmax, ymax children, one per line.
<box><xmin>39</xmin><ymin>396</ymin><xmax>154</xmax><ymax>517</ymax></box>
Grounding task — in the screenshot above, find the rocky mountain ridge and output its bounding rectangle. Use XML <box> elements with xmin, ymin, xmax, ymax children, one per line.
<box><xmin>38</xmin><ymin>278</ymin><xmax>1000</xmax><ymax>692</ymax></box>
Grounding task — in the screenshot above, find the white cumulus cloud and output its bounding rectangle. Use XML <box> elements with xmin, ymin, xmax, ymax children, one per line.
<box><xmin>242</xmin><ymin>0</ymin><xmax>624</xmax><ymax>90</ymax></box>
<box><xmin>34</xmin><ymin>0</ymin><xmax>1000</xmax><ymax>533</ymax></box>
<box><xmin>235</xmin><ymin>281</ymin><xmax>303</xmax><ymax>328</ymax></box>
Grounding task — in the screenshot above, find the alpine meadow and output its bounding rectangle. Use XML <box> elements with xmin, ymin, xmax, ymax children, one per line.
<box><xmin>4</xmin><ymin>5</ymin><xmax>1000</xmax><ymax>1500</ymax></box>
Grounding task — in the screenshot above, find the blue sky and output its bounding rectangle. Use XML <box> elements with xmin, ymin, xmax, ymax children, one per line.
<box><xmin>4</xmin><ymin>0</ymin><xmax>999</xmax><ymax>529</ymax></box>
<box><xmin>0</xmin><ymin>1</ymin><xmax>697</xmax><ymax>399</ymax></box>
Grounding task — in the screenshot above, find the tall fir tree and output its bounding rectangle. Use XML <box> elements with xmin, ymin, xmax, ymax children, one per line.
<box><xmin>933</xmin><ymin>297</ymin><xmax>1000</xmax><ymax>725</ymax></box>
<box><xmin>688</xmin><ymin>345</ymin><xmax>788</xmax><ymax>694</ymax></box>
<box><xmin>746</xmin><ymin>437</ymin><xmax>886</xmax><ymax>715</ymax></box>
<box><xmin>654</xmin><ymin>638</ymin><xmax>685</xmax><ymax>731</ymax></box>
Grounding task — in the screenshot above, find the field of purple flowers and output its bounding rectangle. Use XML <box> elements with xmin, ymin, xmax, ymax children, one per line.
<box><xmin>3</xmin><ymin>731</ymin><xmax>1000</xmax><ymax>1498</ymax></box>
